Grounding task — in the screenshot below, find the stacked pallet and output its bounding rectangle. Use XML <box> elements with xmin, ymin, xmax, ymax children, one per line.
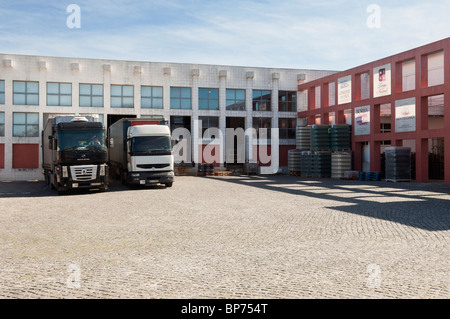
<box><xmin>288</xmin><ymin>149</ymin><xmax>302</xmax><ymax>176</ymax></box>
<box><xmin>385</xmin><ymin>147</ymin><xmax>411</xmax><ymax>182</ymax></box>
<box><xmin>310</xmin><ymin>125</ymin><xmax>331</xmax><ymax>151</ymax></box>
<box><xmin>331</xmin><ymin>152</ymin><xmax>353</xmax><ymax>179</ymax></box>
<box><xmin>330</xmin><ymin>125</ymin><xmax>351</xmax><ymax>151</ymax></box>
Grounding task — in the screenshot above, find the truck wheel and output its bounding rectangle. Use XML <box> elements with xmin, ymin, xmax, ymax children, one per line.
<box><xmin>165</xmin><ymin>183</ymin><xmax>173</xmax><ymax>188</ymax></box>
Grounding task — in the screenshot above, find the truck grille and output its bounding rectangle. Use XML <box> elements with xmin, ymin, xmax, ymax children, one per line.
<box><xmin>137</xmin><ymin>164</ymin><xmax>170</xmax><ymax>169</ymax></box>
<box><xmin>71</xmin><ymin>165</ymin><xmax>97</xmax><ymax>181</ymax></box>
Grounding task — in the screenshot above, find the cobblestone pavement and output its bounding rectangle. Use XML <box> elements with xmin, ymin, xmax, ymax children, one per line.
<box><xmin>0</xmin><ymin>176</ymin><xmax>449</xmax><ymax>299</ymax></box>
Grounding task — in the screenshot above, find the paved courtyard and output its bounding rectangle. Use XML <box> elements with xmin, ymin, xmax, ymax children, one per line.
<box><xmin>0</xmin><ymin>175</ymin><xmax>449</xmax><ymax>299</ymax></box>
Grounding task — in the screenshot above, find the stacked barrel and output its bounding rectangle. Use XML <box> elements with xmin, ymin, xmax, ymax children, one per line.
<box><xmin>288</xmin><ymin>126</ymin><xmax>311</xmax><ymax>176</ymax></box>
<box><xmin>385</xmin><ymin>147</ymin><xmax>411</xmax><ymax>182</ymax></box>
<box><xmin>294</xmin><ymin>124</ymin><xmax>352</xmax><ymax>179</ymax></box>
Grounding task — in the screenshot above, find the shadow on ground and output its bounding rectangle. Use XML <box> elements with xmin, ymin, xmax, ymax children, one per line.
<box><xmin>216</xmin><ymin>175</ymin><xmax>450</xmax><ymax>232</ymax></box>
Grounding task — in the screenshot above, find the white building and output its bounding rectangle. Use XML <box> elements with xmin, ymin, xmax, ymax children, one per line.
<box><xmin>0</xmin><ymin>53</ymin><xmax>336</xmax><ymax>181</ymax></box>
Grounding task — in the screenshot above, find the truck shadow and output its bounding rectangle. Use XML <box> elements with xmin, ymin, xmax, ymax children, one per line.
<box><xmin>217</xmin><ymin>175</ymin><xmax>450</xmax><ymax>232</ymax></box>
<box><xmin>0</xmin><ymin>179</ymin><xmax>167</xmax><ymax>198</ymax></box>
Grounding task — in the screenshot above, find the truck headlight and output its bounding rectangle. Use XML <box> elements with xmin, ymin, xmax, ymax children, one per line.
<box><xmin>62</xmin><ymin>166</ymin><xmax>69</xmax><ymax>178</ymax></box>
<box><xmin>99</xmin><ymin>165</ymin><xmax>106</xmax><ymax>176</ymax></box>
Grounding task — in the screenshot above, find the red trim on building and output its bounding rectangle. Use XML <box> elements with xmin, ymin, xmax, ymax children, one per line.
<box><xmin>0</xmin><ymin>144</ymin><xmax>4</xmax><ymax>169</ymax></box>
<box><xmin>12</xmin><ymin>144</ymin><xmax>40</xmax><ymax>169</ymax></box>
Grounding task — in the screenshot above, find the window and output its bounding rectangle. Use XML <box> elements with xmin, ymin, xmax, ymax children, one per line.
<box><xmin>253</xmin><ymin>117</ymin><xmax>271</xmax><ymax>138</ymax></box>
<box><xmin>80</xmin><ymin>84</ymin><xmax>103</xmax><ymax>107</ymax></box>
<box><xmin>170</xmin><ymin>87</ymin><xmax>191</xmax><ymax>109</ymax></box>
<box><xmin>279</xmin><ymin>118</ymin><xmax>297</xmax><ymax>139</ymax></box>
<box><xmin>226</xmin><ymin>89</ymin><xmax>245</xmax><ymax>111</ymax></box>
<box><xmin>111</xmin><ymin>85</ymin><xmax>134</xmax><ymax>108</ymax></box>
<box><xmin>199</xmin><ymin>116</ymin><xmax>219</xmax><ymax>135</ymax></box>
<box><xmin>252</xmin><ymin>90</ymin><xmax>271</xmax><ymax>111</ymax></box>
<box><xmin>47</xmin><ymin>82</ymin><xmax>72</xmax><ymax>106</ymax></box>
<box><xmin>199</xmin><ymin>88</ymin><xmax>219</xmax><ymax>110</ymax></box>
<box><xmin>13</xmin><ymin>112</ymin><xmax>39</xmax><ymax>137</ymax></box>
<box><xmin>278</xmin><ymin>91</ymin><xmax>297</xmax><ymax>112</ymax></box>
<box><xmin>0</xmin><ymin>80</ymin><xmax>5</xmax><ymax>104</ymax></box>
<box><xmin>141</xmin><ymin>86</ymin><xmax>163</xmax><ymax>109</ymax></box>
<box><xmin>0</xmin><ymin>112</ymin><xmax>4</xmax><ymax>137</ymax></box>
<box><xmin>13</xmin><ymin>81</ymin><xmax>39</xmax><ymax>105</ymax></box>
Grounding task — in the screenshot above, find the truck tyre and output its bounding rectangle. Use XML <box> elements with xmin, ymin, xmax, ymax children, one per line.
<box><xmin>165</xmin><ymin>182</ymin><xmax>173</xmax><ymax>188</ymax></box>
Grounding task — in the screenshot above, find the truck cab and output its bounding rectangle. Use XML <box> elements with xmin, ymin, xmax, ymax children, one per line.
<box><xmin>108</xmin><ymin>118</ymin><xmax>175</xmax><ymax>188</ymax></box>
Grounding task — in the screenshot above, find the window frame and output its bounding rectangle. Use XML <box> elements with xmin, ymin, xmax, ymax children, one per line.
<box><xmin>252</xmin><ymin>90</ymin><xmax>271</xmax><ymax>111</ymax></box>
<box><xmin>111</xmin><ymin>84</ymin><xmax>134</xmax><ymax>108</ymax></box>
<box><xmin>12</xmin><ymin>112</ymin><xmax>39</xmax><ymax>137</ymax></box>
<box><xmin>226</xmin><ymin>89</ymin><xmax>246</xmax><ymax>111</ymax></box>
<box><xmin>13</xmin><ymin>81</ymin><xmax>39</xmax><ymax>106</ymax></box>
<box><xmin>141</xmin><ymin>86</ymin><xmax>163</xmax><ymax>109</ymax></box>
<box><xmin>0</xmin><ymin>80</ymin><xmax>5</xmax><ymax>105</ymax></box>
<box><xmin>278</xmin><ymin>91</ymin><xmax>297</xmax><ymax>112</ymax></box>
<box><xmin>47</xmin><ymin>82</ymin><xmax>72</xmax><ymax>107</ymax></box>
<box><xmin>278</xmin><ymin>118</ymin><xmax>297</xmax><ymax>139</ymax></box>
<box><xmin>252</xmin><ymin>117</ymin><xmax>272</xmax><ymax>139</ymax></box>
<box><xmin>170</xmin><ymin>87</ymin><xmax>191</xmax><ymax>109</ymax></box>
<box><xmin>0</xmin><ymin>112</ymin><xmax>5</xmax><ymax>137</ymax></box>
<box><xmin>79</xmin><ymin>83</ymin><xmax>104</xmax><ymax>107</ymax></box>
<box><xmin>198</xmin><ymin>88</ymin><xmax>219</xmax><ymax>110</ymax></box>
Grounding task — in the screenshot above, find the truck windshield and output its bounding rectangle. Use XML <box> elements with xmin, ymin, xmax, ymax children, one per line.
<box><xmin>57</xmin><ymin>130</ymin><xmax>106</xmax><ymax>151</ymax></box>
<box><xmin>131</xmin><ymin>136</ymin><xmax>172</xmax><ymax>155</ymax></box>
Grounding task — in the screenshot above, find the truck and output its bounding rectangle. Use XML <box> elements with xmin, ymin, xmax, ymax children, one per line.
<box><xmin>108</xmin><ymin>118</ymin><xmax>174</xmax><ymax>187</ymax></box>
<box><xmin>42</xmin><ymin>115</ymin><xmax>109</xmax><ymax>194</ymax></box>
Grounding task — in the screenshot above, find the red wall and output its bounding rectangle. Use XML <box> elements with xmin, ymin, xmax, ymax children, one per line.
<box><xmin>298</xmin><ymin>37</ymin><xmax>450</xmax><ymax>184</ymax></box>
<box><xmin>12</xmin><ymin>144</ymin><xmax>39</xmax><ymax>169</ymax></box>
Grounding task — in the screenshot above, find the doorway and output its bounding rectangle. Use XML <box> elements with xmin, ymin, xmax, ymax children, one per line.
<box><xmin>226</xmin><ymin>117</ymin><xmax>246</xmax><ymax>167</ymax></box>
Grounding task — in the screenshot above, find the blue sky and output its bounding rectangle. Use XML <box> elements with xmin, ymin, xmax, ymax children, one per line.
<box><xmin>1</xmin><ymin>0</ymin><xmax>449</xmax><ymax>71</ymax></box>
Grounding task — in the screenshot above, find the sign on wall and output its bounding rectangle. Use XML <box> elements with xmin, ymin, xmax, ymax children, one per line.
<box><xmin>395</xmin><ymin>98</ymin><xmax>416</xmax><ymax>133</ymax></box>
<box><xmin>354</xmin><ymin>105</ymin><xmax>371</xmax><ymax>136</ymax></box>
<box><xmin>373</xmin><ymin>63</ymin><xmax>391</xmax><ymax>98</ymax></box>
<box><xmin>338</xmin><ymin>75</ymin><xmax>352</xmax><ymax>105</ymax></box>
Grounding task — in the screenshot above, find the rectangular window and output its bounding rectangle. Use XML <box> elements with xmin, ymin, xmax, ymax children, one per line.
<box><xmin>402</xmin><ymin>60</ymin><xmax>415</xmax><ymax>92</ymax></box>
<box><xmin>170</xmin><ymin>87</ymin><xmax>191</xmax><ymax>109</ymax></box>
<box><xmin>0</xmin><ymin>112</ymin><xmax>4</xmax><ymax>137</ymax></box>
<box><xmin>0</xmin><ymin>80</ymin><xmax>5</xmax><ymax>104</ymax></box>
<box><xmin>13</xmin><ymin>81</ymin><xmax>39</xmax><ymax>105</ymax></box>
<box><xmin>226</xmin><ymin>89</ymin><xmax>246</xmax><ymax>111</ymax></box>
<box><xmin>278</xmin><ymin>118</ymin><xmax>297</xmax><ymax>139</ymax></box>
<box><xmin>111</xmin><ymin>85</ymin><xmax>134</xmax><ymax>108</ymax></box>
<box><xmin>428</xmin><ymin>51</ymin><xmax>444</xmax><ymax>87</ymax></box>
<box><xmin>199</xmin><ymin>116</ymin><xmax>219</xmax><ymax>135</ymax></box>
<box><xmin>253</xmin><ymin>90</ymin><xmax>271</xmax><ymax>111</ymax></box>
<box><xmin>141</xmin><ymin>86</ymin><xmax>163</xmax><ymax>109</ymax></box>
<box><xmin>47</xmin><ymin>82</ymin><xmax>72</xmax><ymax>106</ymax></box>
<box><xmin>80</xmin><ymin>84</ymin><xmax>103</xmax><ymax>107</ymax></box>
<box><xmin>199</xmin><ymin>88</ymin><xmax>219</xmax><ymax>110</ymax></box>
<box><xmin>278</xmin><ymin>91</ymin><xmax>297</xmax><ymax>112</ymax></box>
<box><xmin>13</xmin><ymin>112</ymin><xmax>39</xmax><ymax>137</ymax></box>
<box><xmin>253</xmin><ymin>117</ymin><xmax>271</xmax><ymax>139</ymax></box>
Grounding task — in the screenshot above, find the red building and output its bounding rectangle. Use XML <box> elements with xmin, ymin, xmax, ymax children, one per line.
<box><xmin>298</xmin><ymin>38</ymin><xmax>450</xmax><ymax>184</ymax></box>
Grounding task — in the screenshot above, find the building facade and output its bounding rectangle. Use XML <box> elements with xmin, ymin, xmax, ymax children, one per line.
<box><xmin>0</xmin><ymin>53</ymin><xmax>336</xmax><ymax>181</ymax></box>
<box><xmin>298</xmin><ymin>38</ymin><xmax>450</xmax><ymax>185</ymax></box>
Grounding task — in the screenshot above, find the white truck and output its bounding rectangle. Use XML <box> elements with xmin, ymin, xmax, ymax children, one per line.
<box><xmin>108</xmin><ymin>118</ymin><xmax>174</xmax><ymax>187</ymax></box>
